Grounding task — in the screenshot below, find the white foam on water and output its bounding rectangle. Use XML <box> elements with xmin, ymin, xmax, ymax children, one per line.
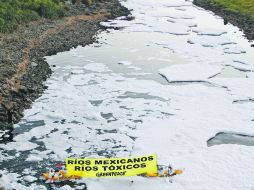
<box><xmin>26</xmin><ymin>155</ymin><xmax>43</xmax><ymax>162</ymax></box>
<box><xmin>83</xmin><ymin>63</ymin><xmax>111</xmax><ymax>72</ymax></box>
<box><xmin>0</xmin><ymin>170</ymin><xmax>46</xmax><ymax>190</ymax></box>
<box><xmin>0</xmin><ymin>141</ymin><xmax>38</xmax><ymax>151</ymax></box>
<box><xmin>1</xmin><ymin>0</ymin><xmax>254</xmax><ymax>189</ymax></box>
<box><xmin>159</xmin><ymin>63</ymin><xmax>222</xmax><ymax>82</ymax></box>
<box><xmin>169</xmin><ymin>19</ymin><xmax>198</xmax><ymax>27</ymax></box>
<box><xmin>187</xmin><ymin>35</ymin><xmax>235</xmax><ymax>47</ymax></box>
<box><xmin>127</xmin><ymin>66</ymin><xmax>142</xmax><ymax>71</ymax></box>
<box><xmin>149</xmin><ymin>8</ymin><xmax>195</xmax><ymax>19</ymax></box>
<box><xmin>192</xmin><ymin>28</ymin><xmax>227</xmax><ymax>36</ymax></box>
<box><xmin>118</xmin><ymin>61</ymin><xmax>133</xmax><ymax>66</ymax></box>
<box><xmin>223</xmin><ymin>45</ymin><xmax>246</xmax><ymax>54</ymax></box>
<box><xmin>152</xmin><ymin>22</ymin><xmax>190</xmax><ymax>35</ymax></box>
<box><xmin>225</xmin><ymin>61</ymin><xmax>254</xmax><ymax>72</ymax></box>
<box><xmin>23</xmin><ymin>175</ymin><xmax>37</xmax><ymax>182</ymax></box>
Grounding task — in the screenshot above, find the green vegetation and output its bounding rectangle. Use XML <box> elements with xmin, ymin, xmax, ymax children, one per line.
<box><xmin>0</xmin><ymin>0</ymin><xmax>67</xmax><ymax>33</ymax></box>
<box><xmin>72</xmin><ymin>0</ymin><xmax>93</xmax><ymax>4</ymax></box>
<box><xmin>209</xmin><ymin>0</ymin><xmax>254</xmax><ymax>21</ymax></box>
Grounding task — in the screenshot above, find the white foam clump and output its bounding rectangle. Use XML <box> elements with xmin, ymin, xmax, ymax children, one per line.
<box><xmin>0</xmin><ymin>170</ymin><xmax>45</xmax><ymax>190</ymax></box>
<box><xmin>25</xmin><ymin>155</ymin><xmax>43</xmax><ymax>162</ymax></box>
<box><xmin>150</xmin><ymin>8</ymin><xmax>195</xmax><ymax>19</ymax></box>
<box><xmin>211</xmin><ymin>77</ymin><xmax>254</xmax><ymax>99</ymax></box>
<box><xmin>159</xmin><ymin>63</ymin><xmax>222</xmax><ymax>82</ymax></box>
<box><xmin>129</xmin><ymin>16</ymin><xmax>191</xmax><ymax>35</ymax></box>
<box><xmin>247</xmin><ymin>72</ymin><xmax>254</xmax><ymax>78</ymax></box>
<box><xmin>225</xmin><ymin>61</ymin><xmax>254</xmax><ymax>72</ymax></box>
<box><xmin>233</xmin><ymin>58</ymin><xmax>252</xmax><ymax>65</ymax></box>
<box><xmin>0</xmin><ymin>141</ymin><xmax>38</xmax><ymax>151</ymax></box>
<box><xmin>83</xmin><ymin>63</ymin><xmax>111</xmax><ymax>72</ymax></box>
<box><xmin>192</xmin><ymin>28</ymin><xmax>227</xmax><ymax>36</ymax></box>
<box><xmin>223</xmin><ymin>46</ymin><xmax>246</xmax><ymax>54</ymax></box>
<box><xmin>59</xmin><ymin>185</ymin><xmax>73</xmax><ymax>190</ymax></box>
<box><xmin>152</xmin><ymin>22</ymin><xmax>190</xmax><ymax>35</ymax></box>
<box><xmin>132</xmin><ymin>0</ymin><xmax>187</xmax><ymax>7</ymax></box>
<box><xmin>168</xmin><ymin>19</ymin><xmax>198</xmax><ymax>27</ymax></box>
<box><xmin>118</xmin><ymin>61</ymin><xmax>133</xmax><ymax>66</ymax></box>
<box><xmin>128</xmin><ymin>66</ymin><xmax>141</xmax><ymax>71</ymax></box>
<box><xmin>126</xmin><ymin>72</ymin><xmax>151</xmax><ymax>76</ymax></box>
<box><xmin>71</xmin><ymin>69</ymin><xmax>84</xmax><ymax>74</ymax></box>
<box><xmin>103</xmin><ymin>2</ymin><xmax>194</xmax><ymax>36</ymax></box>
<box><xmin>23</xmin><ymin>175</ymin><xmax>37</xmax><ymax>182</ymax></box>
<box><xmin>188</xmin><ymin>35</ymin><xmax>235</xmax><ymax>47</ymax></box>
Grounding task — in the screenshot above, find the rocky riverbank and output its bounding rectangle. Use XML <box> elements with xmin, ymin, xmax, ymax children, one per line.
<box><xmin>0</xmin><ymin>0</ymin><xmax>129</xmax><ymax>130</ymax></box>
<box><xmin>193</xmin><ymin>0</ymin><xmax>254</xmax><ymax>44</ymax></box>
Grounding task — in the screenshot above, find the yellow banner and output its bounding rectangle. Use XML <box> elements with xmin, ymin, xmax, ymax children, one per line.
<box><xmin>66</xmin><ymin>154</ymin><xmax>157</xmax><ymax>178</ymax></box>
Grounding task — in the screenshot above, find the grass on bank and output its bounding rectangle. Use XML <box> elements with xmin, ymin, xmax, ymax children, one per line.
<box><xmin>209</xmin><ymin>0</ymin><xmax>254</xmax><ymax>21</ymax></box>
<box><xmin>0</xmin><ymin>0</ymin><xmax>102</xmax><ymax>33</ymax></box>
<box><xmin>0</xmin><ymin>0</ymin><xmax>68</xmax><ymax>33</ymax></box>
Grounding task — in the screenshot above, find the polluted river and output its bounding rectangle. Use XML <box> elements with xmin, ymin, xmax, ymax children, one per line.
<box><xmin>1</xmin><ymin>0</ymin><xmax>254</xmax><ymax>189</ymax></box>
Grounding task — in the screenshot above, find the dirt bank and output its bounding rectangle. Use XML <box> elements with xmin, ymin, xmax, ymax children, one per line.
<box><xmin>193</xmin><ymin>0</ymin><xmax>254</xmax><ymax>44</ymax></box>
<box><xmin>0</xmin><ymin>0</ymin><xmax>129</xmax><ymax>130</ymax></box>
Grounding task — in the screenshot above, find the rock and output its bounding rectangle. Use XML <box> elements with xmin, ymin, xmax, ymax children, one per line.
<box><xmin>0</xmin><ymin>116</ymin><xmax>7</xmax><ymax>122</ymax></box>
<box><xmin>19</xmin><ymin>85</ymin><xmax>28</xmax><ymax>93</ymax></box>
<box><xmin>31</xmin><ymin>62</ymin><xmax>38</xmax><ymax>67</ymax></box>
<box><xmin>28</xmin><ymin>87</ymin><xmax>37</xmax><ymax>93</ymax></box>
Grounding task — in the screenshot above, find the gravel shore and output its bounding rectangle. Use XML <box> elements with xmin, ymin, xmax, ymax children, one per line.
<box><xmin>0</xmin><ymin>0</ymin><xmax>129</xmax><ymax>130</ymax></box>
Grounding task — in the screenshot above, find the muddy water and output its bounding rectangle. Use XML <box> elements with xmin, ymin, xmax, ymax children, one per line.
<box><xmin>1</xmin><ymin>0</ymin><xmax>254</xmax><ymax>189</ymax></box>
